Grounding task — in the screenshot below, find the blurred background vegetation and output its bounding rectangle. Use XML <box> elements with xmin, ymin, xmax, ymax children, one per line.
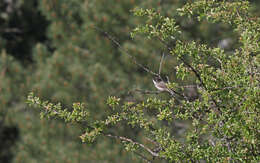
<box><xmin>0</xmin><ymin>0</ymin><xmax>259</xmax><ymax>162</ymax></box>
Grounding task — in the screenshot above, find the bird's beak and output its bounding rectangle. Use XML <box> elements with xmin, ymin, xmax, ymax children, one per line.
<box><xmin>152</xmin><ymin>79</ymin><xmax>156</xmax><ymax>85</ymax></box>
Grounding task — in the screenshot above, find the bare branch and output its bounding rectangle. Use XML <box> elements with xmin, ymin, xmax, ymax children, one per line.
<box><xmin>145</xmin><ymin>137</ymin><xmax>160</xmax><ymax>146</ymax></box>
<box><xmin>90</xmin><ymin>26</ymin><xmax>158</xmax><ymax>76</ymax></box>
<box><xmin>159</xmin><ymin>52</ymin><xmax>165</xmax><ymax>75</ymax></box>
<box><xmin>106</xmin><ymin>134</ymin><xmax>159</xmax><ymax>157</ymax></box>
<box><xmin>132</xmin><ymin>89</ymin><xmax>160</xmax><ymax>95</ymax></box>
<box><xmin>179</xmin><ymin>57</ymin><xmax>206</xmax><ymax>88</ymax></box>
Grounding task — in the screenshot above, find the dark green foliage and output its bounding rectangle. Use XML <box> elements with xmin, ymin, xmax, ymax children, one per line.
<box><xmin>0</xmin><ymin>126</ymin><xmax>19</xmax><ymax>163</ymax></box>
<box><xmin>0</xmin><ymin>1</ymin><xmax>49</xmax><ymax>62</ymax></box>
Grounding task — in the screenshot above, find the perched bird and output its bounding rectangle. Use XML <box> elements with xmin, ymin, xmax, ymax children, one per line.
<box><xmin>153</xmin><ymin>76</ymin><xmax>191</xmax><ymax>101</ymax></box>
<box><xmin>152</xmin><ymin>76</ymin><xmax>176</xmax><ymax>96</ymax></box>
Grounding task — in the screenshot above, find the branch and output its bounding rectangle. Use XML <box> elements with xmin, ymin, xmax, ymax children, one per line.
<box><xmin>211</xmin><ymin>86</ymin><xmax>238</xmax><ymax>91</ymax></box>
<box><xmin>91</xmin><ymin>26</ymin><xmax>158</xmax><ymax>76</ymax></box>
<box><xmin>179</xmin><ymin>57</ymin><xmax>206</xmax><ymax>88</ymax></box>
<box><xmin>106</xmin><ymin>134</ymin><xmax>159</xmax><ymax>157</ymax></box>
<box><xmin>159</xmin><ymin>52</ymin><xmax>165</xmax><ymax>75</ymax></box>
<box><xmin>169</xmin><ymin>88</ymin><xmax>186</xmax><ymax>100</ymax></box>
<box><xmin>132</xmin><ymin>89</ymin><xmax>160</xmax><ymax>95</ymax></box>
<box><xmin>145</xmin><ymin>137</ymin><xmax>160</xmax><ymax>146</ymax></box>
<box><xmin>133</xmin><ymin>151</ymin><xmax>153</xmax><ymax>163</ymax></box>
<box><xmin>134</xmin><ymin>88</ymin><xmax>185</xmax><ymax>102</ymax></box>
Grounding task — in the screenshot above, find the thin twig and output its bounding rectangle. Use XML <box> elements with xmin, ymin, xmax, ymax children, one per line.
<box><xmin>91</xmin><ymin>26</ymin><xmax>158</xmax><ymax>76</ymax></box>
<box><xmin>180</xmin><ymin>57</ymin><xmax>206</xmax><ymax>88</ymax></box>
<box><xmin>159</xmin><ymin>52</ymin><xmax>165</xmax><ymax>75</ymax></box>
<box><xmin>133</xmin><ymin>151</ymin><xmax>152</xmax><ymax>163</ymax></box>
<box><xmin>145</xmin><ymin>137</ymin><xmax>160</xmax><ymax>146</ymax></box>
<box><xmin>169</xmin><ymin>88</ymin><xmax>186</xmax><ymax>100</ymax></box>
<box><xmin>80</xmin><ymin>125</ymin><xmax>159</xmax><ymax>158</ymax></box>
<box><xmin>132</xmin><ymin>89</ymin><xmax>160</xmax><ymax>95</ymax></box>
<box><xmin>106</xmin><ymin>134</ymin><xmax>159</xmax><ymax>157</ymax></box>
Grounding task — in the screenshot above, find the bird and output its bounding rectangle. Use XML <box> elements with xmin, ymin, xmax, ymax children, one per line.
<box><xmin>152</xmin><ymin>76</ymin><xmax>175</xmax><ymax>96</ymax></box>
<box><xmin>152</xmin><ymin>76</ymin><xmax>186</xmax><ymax>100</ymax></box>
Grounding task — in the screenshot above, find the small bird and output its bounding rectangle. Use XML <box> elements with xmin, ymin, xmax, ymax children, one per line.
<box><xmin>152</xmin><ymin>76</ymin><xmax>176</xmax><ymax>96</ymax></box>
<box><xmin>152</xmin><ymin>76</ymin><xmax>186</xmax><ymax>100</ymax></box>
